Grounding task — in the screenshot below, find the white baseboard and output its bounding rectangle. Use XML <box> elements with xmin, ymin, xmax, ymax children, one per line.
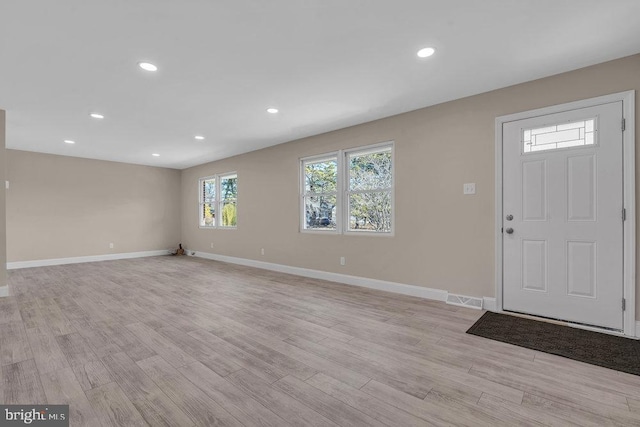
<box><xmin>483</xmin><ymin>297</ymin><xmax>497</xmax><ymax>311</ymax></box>
<box><xmin>0</xmin><ymin>286</ymin><xmax>7</xmax><ymax>297</ymax></box>
<box><xmin>193</xmin><ymin>250</ymin><xmax>493</xmax><ymax>305</ymax></box>
<box><xmin>6</xmin><ymin>250</ymin><xmax>171</xmax><ymax>270</ymax></box>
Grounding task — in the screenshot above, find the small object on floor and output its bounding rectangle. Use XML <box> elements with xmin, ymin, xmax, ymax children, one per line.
<box><xmin>467</xmin><ymin>311</ymin><xmax>640</xmax><ymax>376</ymax></box>
<box><xmin>172</xmin><ymin>243</ymin><xmax>185</xmax><ymax>256</ymax></box>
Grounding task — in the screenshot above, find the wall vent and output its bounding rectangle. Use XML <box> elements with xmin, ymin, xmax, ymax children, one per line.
<box><xmin>446</xmin><ymin>293</ymin><xmax>483</xmax><ymax>310</ymax></box>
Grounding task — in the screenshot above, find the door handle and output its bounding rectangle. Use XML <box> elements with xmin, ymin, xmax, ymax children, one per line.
<box><xmin>505</xmin><ymin>228</ymin><xmax>514</xmax><ymax>234</ymax></box>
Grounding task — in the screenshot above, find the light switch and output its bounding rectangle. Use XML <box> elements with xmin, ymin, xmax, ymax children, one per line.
<box><xmin>463</xmin><ymin>183</ymin><xmax>476</xmax><ymax>195</ymax></box>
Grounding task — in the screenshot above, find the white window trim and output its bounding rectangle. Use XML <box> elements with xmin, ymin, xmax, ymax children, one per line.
<box><xmin>300</xmin><ymin>152</ymin><xmax>341</xmax><ymax>234</ymax></box>
<box><xmin>218</xmin><ymin>172</ymin><xmax>238</xmax><ymax>229</ymax></box>
<box><xmin>300</xmin><ymin>141</ymin><xmax>395</xmax><ymax>236</ymax></box>
<box><xmin>198</xmin><ymin>175</ymin><xmax>217</xmax><ymax>229</ymax></box>
<box><xmin>198</xmin><ymin>172</ymin><xmax>238</xmax><ymax>229</ymax></box>
<box><xmin>344</xmin><ymin>141</ymin><xmax>395</xmax><ymax>237</ymax></box>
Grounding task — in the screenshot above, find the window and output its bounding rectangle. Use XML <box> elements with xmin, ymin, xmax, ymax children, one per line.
<box><xmin>219</xmin><ymin>173</ymin><xmax>238</xmax><ymax>227</ymax></box>
<box><xmin>199</xmin><ymin>177</ymin><xmax>216</xmax><ymax>227</ymax></box>
<box><xmin>347</xmin><ymin>146</ymin><xmax>393</xmax><ymax>233</ymax></box>
<box><xmin>523</xmin><ymin>118</ymin><xmax>596</xmax><ymax>153</ymax></box>
<box><xmin>302</xmin><ymin>156</ymin><xmax>338</xmax><ymax>230</ymax></box>
<box><xmin>199</xmin><ymin>173</ymin><xmax>238</xmax><ymax>228</ymax></box>
<box><xmin>300</xmin><ymin>142</ymin><xmax>394</xmax><ymax>235</ymax></box>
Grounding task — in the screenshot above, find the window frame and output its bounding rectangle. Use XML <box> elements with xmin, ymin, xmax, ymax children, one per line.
<box><xmin>198</xmin><ymin>171</ymin><xmax>238</xmax><ymax>229</ymax></box>
<box><xmin>299</xmin><ymin>141</ymin><xmax>394</xmax><ymax>236</ymax></box>
<box><xmin>344</xmin><ymin>142</ymin><xmax>395</xmax><ymax>236</ymax></box>
<box><xmin>300</xmin><ymin>152</ymin><xmax>341</xmax><ymax>234</ymax></box>
<box><xmin>198</xmin><ymin>175</ymin><xmax>217</xmax><ymax>229</ymax></box>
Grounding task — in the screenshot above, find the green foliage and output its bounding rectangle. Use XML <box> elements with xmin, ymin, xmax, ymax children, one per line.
<box><xmin>222</xmin><ymin>203</ymin><xmax>237</xmax><ymax>226</ymax></box>
<box><xmin>305</xmin><ymin>160</ymin><xmax>337</xmax><ymax>228</ymax></box>
<box><xmin>305</xmin><ymin>160</ymin><xmax>337</xmax><ymax>193</ymax></box>
<box><xmin>221</xmin><ymin>176</ymin><xmax>237</xmax><ymax>200</ymax></box>
<box><xmin>349</xmin><ymin>150</ymin><xmax>392</xmax><ymax>232</ymax></box>
<box><xmin>203</xmin><ymin>203</ymin><xmax>214</xmax><ymax>226</ymax></box>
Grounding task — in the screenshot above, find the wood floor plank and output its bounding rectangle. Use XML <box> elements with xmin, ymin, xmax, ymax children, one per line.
<box><xmin>188</xmin><ymin>329</ymin><xmax>287</xmax><ymax>383</ymax></box>
<box><xmin>25</xmin><ymin>326</ymin><xmax>70</xmax><ymax>374</ymax></box>
<box><xmin>469</xmin><ymin>357</ymin><xmax>634</xmax><ymax>414</ymax></box>
<box><xmin>137</xmin><ymin>355</ymin><xmax>242</xmax><ymax>426</ymax></box>
<box><xmin>628</xmin><ymin>397</ymin><xmax>640</xmax><ymax>413</ymax></box>
<box><xmin>273</xmin><ymin>374</ymin><xmax>386</xmax><ymax>427</ymax></box>
<box><xmin>361</xmin><ymin>379</ymin><xmax>496</xmax><ymax>427</ymax></box>
<box><xmin>85</xmin><ymin>381</ymin><xmax>148</xmax><ymax>427</ymax></box>
<box><xmin>0</xmin><ymin>321</ymin><xmax>33</xmax><ymax>366</ymax></box>
<box><xmin>101</xmin><ymin>352</ymin><xmax>194</xmax><ymax>427</ymax></box>
<box><xmin>328</xmin><ymin>335</ymin><xmax>524</xmax><ymax>404</ymax></box>
<box><xmin>40</xmin><ymin>367</ymin><xmax>100</xmax><ymax>427</ymax></box>
<box><xmin>155</xmin><ymin>325</ymin><xmax>242</xmax><ymax>376</ymax></box>
<box><xmin>221</xmin><ymin>322</ymin><xmax>371</xmax><ymax>389</ymax></box>
<box><xmin>225</xmin><ymin>368</ymin><xmax>340</xmax><ymax>427</ymax></box>
<box><xmin>100</xmin><ymin>322</ymin><xmax>157</xmax><ymax>362</ymax></box>
<box><xmin>17</xmin><ymin>299</ymin><xmax>48</xmax><ymax>330</ymax></box>
<box><xmin>55</xmin><ymin>332</ymin><xmax>113</xmax><ymax>391</ymax></box>
<box><xmin>179</xmin><ymin>361</ymin><xmax>289</xmax><ymax>427</ymax></box>
<box><xmin>477</xmin><ymin>393</ymin><xmax>583</xmax><ymax>427</ymax></box>
<box><xmin>285</xmin><ymin>335</ymin><xmax>434</xmax><ymax>399</ymax></box>
<box><xmin>0</xmin><ymin>298</ymin><xmax>22</xmax><ymax>324</ymax></box>
<box><xmin>521</xmin><ymin>392</ymin><xmax>628</xmax><ymax>427</ymax></box>
<box><xmin>2</xmin><ymin>359</ymin><xmax>47</xmax><ymax>404</ymax></box>
<box><xmin>36</xmin><ymin>298</ymin><xmax>76</xmax><ymax>336</ymax></box>
<box><xmin>305</xmin><ymin>372</ymin><xmax>431</xmax><ymax>427</ymax></box>
<box><xmin>126</xmin><ymin>322</ymin><xmax>197</xmax><ymax>368</ymax></box>
<box><xmin>211</xmin><ymin>328</ymin><xmax>318</xmax><ymax>380</ymax></box>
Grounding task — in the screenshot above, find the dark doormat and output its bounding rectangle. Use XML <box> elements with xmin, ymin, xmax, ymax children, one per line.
<box><xmin>466</xmin><ymin>311</ymin><xmax>640</xmax><ymax>376</ymax></box>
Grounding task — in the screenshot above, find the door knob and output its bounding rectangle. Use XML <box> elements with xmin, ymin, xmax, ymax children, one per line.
<box><xmin>506</xmin><ymin>214</ymin><xmax>513</xmax><ymax>221</ymax></box>
<box><xmin>505</xmin><ymin>228</ymin><xmax>514</xmax><ymax>234</ymax></box>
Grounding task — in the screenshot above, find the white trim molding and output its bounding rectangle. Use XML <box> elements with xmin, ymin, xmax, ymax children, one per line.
<box><xmin>193</xmin><ymin>250</ymin><xmax>462</xmax><ymax>302</ymax></box>
<box><xmin>483</xmin><ymin>297</ymin><xmax>497</xmax><ymax>312</ymax></box>
<box><xmin>7</xmin><ymin>249</ymin><xmax>171</xmax><ymax>270</ymax></box>
<box><xmin>495</xmin><ymin>90</ymin><xmax>636</xmax><ymax>337</ymax></box>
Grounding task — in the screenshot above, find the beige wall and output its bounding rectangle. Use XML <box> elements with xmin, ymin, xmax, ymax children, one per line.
<box><xmin>0</xmin><ymin>111</ymin><xmax>6</xmax><ymax>288</ymax></box>
<box><xmin>181</xmin><ymin>54</ymin><xmax>640</xmax><ymax>310</ymax></box>
<box><xmin>7</xmin><ymin>150</ymin><xmax>181</xmax><ymax>262</ymax></box>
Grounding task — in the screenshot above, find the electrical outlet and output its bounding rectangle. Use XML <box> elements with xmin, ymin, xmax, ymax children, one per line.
<box><xmin>340</xmin><ymin>257</ymin><xmax>346</xmax><ymax>266</ymax></box>
<box><xmin>210</xmin><ymin>243</ymin><xmax>214</xmax><ymax>248</ymax></box>
<box><xmin>261</xmin><ymin>248</ymin><xmax>265</xmax><ymax>255</ymax></box>
<box><xmin>463</xmin><ymin>183</ymin><xmax>476</xmax><ymax>195</ymax></box>
<box><xmin>109</xmin><ymin>243</ymin><xmax>114</xmax><ymax>249</ymax></box>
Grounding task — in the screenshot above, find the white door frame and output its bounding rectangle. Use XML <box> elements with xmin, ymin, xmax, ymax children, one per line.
<box><xmin>494</xmin><ymin>90</ymin><xmax>636</xmax><ymax>337</ymax></box>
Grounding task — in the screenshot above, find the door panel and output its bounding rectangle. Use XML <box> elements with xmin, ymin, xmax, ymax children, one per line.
<box><xmin>567</xmin><ymin>155</ymin><xmax>596</xmax><ymax>221</ymax></box>
<box><xmin>522</xmin><ymin>160</ymin><xmax>547</xmax><ymax>221</ymax></box>
<box><xmin>503</xmin><ymin>101</ymin><xmax>623</xmax><ymax>330</ymax></box>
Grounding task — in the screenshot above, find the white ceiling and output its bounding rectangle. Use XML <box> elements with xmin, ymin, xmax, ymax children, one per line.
<box><xmin>1</xmin><ymin>1</ymin><xmax>640</xmax><ymax>170</ymax></box>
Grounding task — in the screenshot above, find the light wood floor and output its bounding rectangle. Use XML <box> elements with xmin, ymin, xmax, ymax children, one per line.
<box><xmin>2</xmin><ymin>256</ymin><xmax>640</xmax><ymax>426</ymax></box>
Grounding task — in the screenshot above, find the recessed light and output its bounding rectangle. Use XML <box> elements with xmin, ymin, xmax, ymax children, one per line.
<box><xmin>152</xmin><ymin>153</ymin><xmax>160</xmax><ymax>157</ymax></box>
<box><xmin>138</xmin><ymin>62</ymin><xmax>158</xmax><ymax>72</ymax></box>
<box><xmin>417</xmin><ymin>47</ymin><xmax>436</xmax><ymax>58</ymax></box>
<box><xmin>64</xmin><ymin>140</ymin><xmax>75</xmax><ymax>144</ymax></box>
<box><xmin>267</xmin><ymin>108</ymin><xmax>279</xmax><ymax>114</ymax></box>
<box><xmin>194</xmin><ymin>135</ymin><xmax>205</xmax><ymax>140</ymax></box>
<box><xmin>90</xmin><ymin>113</ymin><xmax>104</xmax><ymax>119</ymax></box>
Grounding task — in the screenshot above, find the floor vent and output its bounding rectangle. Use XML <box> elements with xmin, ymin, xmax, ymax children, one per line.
<box><xmin>446</xmin><ymin>293</ymin><xmax>483</xmax><ymax>310</ymax></box>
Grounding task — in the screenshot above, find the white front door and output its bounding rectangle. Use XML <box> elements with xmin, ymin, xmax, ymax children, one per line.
<box><xmin>502</xmin><ymin>101</ymin><xmax>624</xmax><ymax>330</ymax></box>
